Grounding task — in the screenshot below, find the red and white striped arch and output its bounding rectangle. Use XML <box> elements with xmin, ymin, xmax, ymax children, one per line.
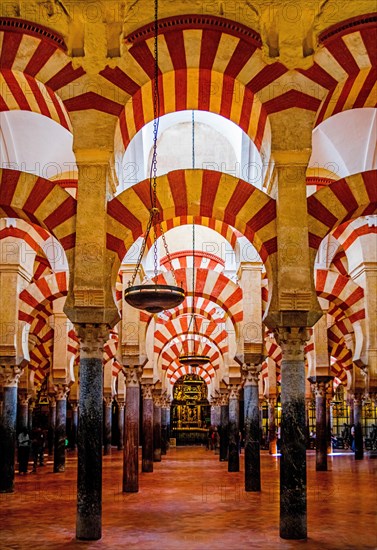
<box><xmin>160</xmin><ymin>250</ymin><xmax>225</xmax><ymax>273</ymax></box>
<box><xmin>307</xmin><ymin>170</ymin><xmax>377</xmax><ymax>251</ymax></box>
<box><xmin>315</xmin><ymin>269</ymin><xmax>365</xmax><ymax>325</ymax></box>
<box><xmin>158</xmin><ymin>295</ymin><xmax>226</xmax><ymax>325</ymax></box>
<box><xmin>159</xmin><ymin>334</ymin><xmax>221</xmax><ymax>373</ymax></box>
<box><xmin>107</xmin><ymin>170</ymin><xmax>277</xmax><ymax>275</ymax></box>
<box><xmin>168</xmin><ymin>365</ymin><xmax>212</xmax><ymax>386</ymax></box>
<box><xmin>0</xmin><ymin>69</ymin><xmax>72</xmax><ymax>130</ymax></box>
<box><xmin>156</xmin><ymin>267</ymin><xmax>243</xmax><ymax>327</ymax></box>
<box><xmin>18</xmin><ymin>271</ymin><xmax>68</xmax><ymax>324</ymax></box>
<box><xmin>0</xmin><ymin>169</ymin><xmax>77</xmax><ymax>252</ymax></box>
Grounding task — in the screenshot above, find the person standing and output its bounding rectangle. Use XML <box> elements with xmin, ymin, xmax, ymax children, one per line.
<box><xmin>18</xmin><ymin>428</ymin><xmax>30</xmax><ymax>474</ymax></box>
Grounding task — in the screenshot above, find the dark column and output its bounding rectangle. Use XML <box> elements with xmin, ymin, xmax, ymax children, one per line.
<box><xmin>71</xmin><ymin>402</ymin><xmax>78</xmax><ymax>450</ymax></box>
<box><xmin>243</xmin><ymin>366</ymin><xmax>261</xmax><ymax>491</ymax></box>
<box><xmin>123</xmin><ymin>365</ymin><xmax>142</xmax><ymax>492</ymax></box>
<box><xmin>141</xmin><ymin>384</ymin><xmax>153</xmax><ymax>472</ymax></box>
<box><xmin>54</xmin><ymin>387</ymin><xmax>68</xmax><ymax>472</ymax></box>
<box><xmin>18</xmin><ymin>394</ymin><xmax>29</xmax><ymax>431</ymax></box>
<box><xmin>0</xmin><ymin>367</ymin><xmax>20</xmax><ymax>493</ymax></box>
<box><xmin>354</xmin><ymin>395</ymin><xmax>364</xmax><ymax>460</ymax></box>
<box><xmin>76</xmin><ymin>324</ymin><xmax>107</xmax><ymax>541</ymax></box>
<box><xmin>166</xmin><ymin>405</ymin><xmax>171</xmax><ymax>448</ymax></box>
<box><xmin>153</xmin><ymin>391</ymin><xmax>162</xmax><ymax>462</ymax></box>
<box><xmin>161</xmin><ymin>404</ymin><xmax>168</xmax><ymax>455</ymax></box>
<box><xmin>48</xmin><ymin>397</ymin><xmax>56</xmax><ymax>456</ymax></box>
<box><xmin>309</xmin><ymin>377</ymin><xmax>331</xmax><ymax>471</ymax></box>
<box><xmin>268</xmin><ymin>397</ymin><xmax>277</xmax><ymax>454</ymax></box>
<box><xmin>228</xmin><ymin>385</ymin><xmax>240</xmax><ymax>472</ymax></box>
<box><xmin>28</xmin><ymin>401</ymin><xmax>34</xmax><ymax>433</ymax></box>
<box><xmin>219</xmin><ymin>397</ymin><xmax>229</xmax><ymax>461</ymax></box>
<box><xmin>117</xmin><ymin>401</ymin><xmax>125</xmax><ymax>450</ymax></box>
<box><xmin>103</xmin><ymin>396</ymin><xmax>112</xmax><ymax>455</ymax></box>
<box><xmin>277</xmin><ymin>328</ymin><xmax>308</xmax><ymax>540</ymax></box>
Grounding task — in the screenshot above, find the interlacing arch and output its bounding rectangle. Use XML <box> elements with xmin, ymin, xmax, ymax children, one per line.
<box><xmin>18</xmin><ymin>272</ymin><xmax>68</xmax><ymax>324</ymax></box>
<box><xmin>168</xmin><ymin>365</ymin><xmax>212</xmax><ymax>386</ymax></box>
<box><xmin>315</xmin><ymin>270</ymin><xmax>365</xmax><ymax>325</ymax></box>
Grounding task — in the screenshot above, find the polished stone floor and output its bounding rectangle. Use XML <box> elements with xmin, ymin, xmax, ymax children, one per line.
<box><xmin>0</xmin><ymin>447</ymin><xmax>376</xmax><ymax>549</ymax></box>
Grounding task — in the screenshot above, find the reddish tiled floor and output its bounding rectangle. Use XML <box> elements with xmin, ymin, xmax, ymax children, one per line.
<box><xmin>0</xmin><ymin>447</ymin><xmax>376</xmax><ymax>549</ymax></box>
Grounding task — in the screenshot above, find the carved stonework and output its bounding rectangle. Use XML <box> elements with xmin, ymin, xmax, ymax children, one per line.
<box><xmin>141</xmin><ymin>384</ymin><xmax>153</xmax><ymax>400</ymax></box>
<box><xmin>104</xmin><ymin>396</ymin><xmax>113</xmax><ymax>408</ymax></box>
<box><xmin>54</xmin><ymin>384</ymin><xmax>70</xmax><ymax>401</ymax></box>
<box><xmin>74</xmin><ymin>289</ymin><xmax>105</xmax><ymax>308</ymax></box>
<box><xmin>19</xmin><ymin>393</ymin><xmax>31</xmax><ymax>406</ymax></box>
<box><xmin>123</xmin><ymin>365</ymin><xmax>142</xmax><ymax>387</ymax></box>
<box><xmin>117</xmin><ymin>401</ymin><xmax>125</xmax><ymax>411</ymax></box>
<box><xmin>312</xmin><ymin>381</ymin><xmax>329</xmax><ymax>398</ymax></box>
<box><xmin>48</xmin><ymin>395</ymin><xmax>56</xmax><ymax>408</ymax></box>
<box><xmin>0</xmin><ymin>365</ymin><xmax>22</xmax><ymax>387</ymax></box>
<box><xmin>219</xmin><ymin>393</ymin><xmax>229</xmax><ymax>406</ymax></box>
<box><xmin>228</xmin><ymin>385</ymin><xmax>240</xmax><ymax>400</ymax></box>
<box><xmin>152</xmin><ymin>389</ymin><xmax>162</xmax><ymax>407</ymax></box>
<box><xmin>242</xmin><ymin>364</ymin><xmax>262</xmax><ymax>386</ymax></box>
<box><xmin>75</xmin><ymin>323</ymin><xmax>109</xmax><ymax>359</ymax></box>
<box><xmin>274</xmin><ymin>327</ymin><xmax>309</xmax><ymax>361</ymax></box>
<box><xmin>268</xmin><ymin>397</ymin><xmax>276</xmax><ymax>408</ymax></box>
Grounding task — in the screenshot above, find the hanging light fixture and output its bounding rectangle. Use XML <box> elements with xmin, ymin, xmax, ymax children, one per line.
<box><xmin>124</xmin><ymin>0</ymin><xmax>185</xmax><ymax>314</ymax></box>
<box><xmin>179</xmin><ymin>111</ymin><xmax>210</xmax><ymax>368</ymax></box>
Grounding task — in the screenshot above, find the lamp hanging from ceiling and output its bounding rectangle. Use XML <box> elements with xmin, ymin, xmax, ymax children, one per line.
<box><xmin>179</xmin><ymin>111</ymin><xmax>210</xmax><ymax>369</ymax></box>
<box><xmin>124</xmin><ymin>0</ymin><xmax>185</xmax><ymax>314</ymax></box>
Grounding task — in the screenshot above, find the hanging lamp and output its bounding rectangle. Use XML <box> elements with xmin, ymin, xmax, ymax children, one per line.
<box><xmin>179</xmin><ymin>112</ymin><xmax>210</xmax><ymax>368</ymax></box>
<box><xmin>124</xmin><ymin>0</ymin><xmax>185</xmax><ymax>314</ymax></box>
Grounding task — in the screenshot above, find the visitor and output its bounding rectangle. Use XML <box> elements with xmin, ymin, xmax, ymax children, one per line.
<box><xmin>18</xmin><ymin>428</ymin><xmax>30</xmax><ymax>474</ymax></box>
<box><xmin>351</xmin><ymin>424</ymin><xmax>355</xmax><ymax>452</ymax></box>
<box><xmin>31</xmin><ymin>427</ymin><xmax>45</xmax><ymax>472</ymax></box>
<box><xmin>277</xmin><ymin>423</ymin><xmax>281</xmax><ymax>452</ymax></box>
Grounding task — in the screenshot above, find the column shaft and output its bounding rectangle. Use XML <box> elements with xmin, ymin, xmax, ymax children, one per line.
<box><xmin>71</xmin><ymin>405</ymin><xmax>78</xmax><ymax>450</ymax></box>
<box><xmin>354</xmin><ymin>399</ymin><xmax>364</xmax><ymax>460</ymax></box>
<box><xmin>76</xmin><ymin>357</ymin><xmax>103</xmax><ymax>540</ymax></box>
<box><xmin>124</xmin><ymin>386</ymin><xmax>140</xmax><ymax>492</ymax></box>
<box><xmin>161</xmin><ymin>408</ymin><xmax>167</xmax><ymax>455</ymax></box>
<box><xmin>315</xmin><ymin>389</ymin><xmax>327</xmax><ymax>471</ymax></box>
<box><xmin>117</xmin><ymin>404</ymin><xmax>124</xmax><ymax>451</ymax></box>
<box><xmin>244</xmin><ymin>384</ymin><xmax>261</xmax><ymax>491</ymax></box>
<box><xmin>0</xmin><ymin>386</ymin><xmax>17</xmax><ymax>493</ymax></box>
<box><xmin>54</xmin><ymin>396</ymin><xmax>67</xmax><ymax>472</ymax></box>
<box><xmin>48</xmin><ymin>400</ymin><xmax>56</xmax><ymax>455</ymax></box>
<box><xmin>103</xmin><ymin>399</ymin><xmax>112</xmax><ymax>455</ymax></box>
<box><xmin>228</xmin><ymin>391</ymin><xmax>239</xmax><ymax>472</ymax></box>
<box><xmin>268</xmin><ymin>399</ymin><xmax>277</xmax><ymax>454</ymax></box>
<box><xmin>153</xmin><ymin>402</ymin><xmax>162</xmax><ymax>462</ymax></box>
<box><xmin>219</xmin><ymin>404</ymin><xmax>229</xmax><ymax>461</ymax></box>
<box><xmin>142</xmin><ymin>396</ymin><xmax>153</xmax><ymax>472</ymax></box>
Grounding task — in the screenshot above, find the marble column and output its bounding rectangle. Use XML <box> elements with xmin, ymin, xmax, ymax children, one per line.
<box><xmin>309</xmin><ymin>377</ymin><xmax>331</xmax><ymax>471</ymax></box>
<box><xmin>268</xmin><ymin>397</ymin><xmax>277</xmax><ymax>455</ymax></box>
<box><xmin>141</xmin><ymin>384</ymin><xmax>153</xmax><ymax>472</ymax></box>
<box><xmin>153</xmin><ymin>390</ymin><xmax>162</xmax><ymax>462</ymax></box>
<box><xmin>161</xmin><ymin>406</ymin><xmax>168</xmax><ymax>455</ymax></box>
<box><xmin>353</xmin><ymin>395</ymin><xmax>364</xmax><ymax>460</ymax></box>
<box><xmin>28</xmin><ymin>400</ymin><xmax>34</xmax><ymax>432</ymax></box>
<box><xmin>123</xmin><ymin>365</ymin><xmax>142</xmax><ymax>492</ymax></box>
<box><xmin>18</xmin><ymin>393</ymin><xmax>29</xmax><ymax>431</ymax></box>
<box><xmin>219</xmin><ymin>394</ymin><xmax>229</xmax><ymax>462</ymax></box>
<box><xmin>76</xmin><ymin>324</ymin><xmax>107</xmax><ymax>541</ymax></box>
<box><xmin>71</xmin><ymin>402</ymin><xmax>78</xmax><ymax>450</ymax></box>
<box><xmin>276</xmin><ymin>327</ymin><xmax>308</xmax><ymax>540</ymax></box>
<box><xmin>166</xmin><ymin>404</ymin><xmax>171</xmax><ymax>447</ymax></box>
<box><xmin>228</xmin><ymin>385</ymin><xmax>240</xmax><ymax>472</ymax></box>
<box><xmin>0</xmin><ymin>365</ymin><xmax>21</xmax><ymax>493</ymax></box>
<box><xmin>103</xmin><ymin>396</ymin><xmax>112</xmax><ymax>455</ymax></box>
<box><xmin>243</xmin><ymin>365</ymin><xmax>261</xmax><ymax>491</ymax></box>
<box><xmin>54</xmin><ymin>386</ymin><xmax>68</xmax><ymax>472</ymax></box>
<box><xmin>48</xmin><ymin>397</ymin><xmax>56</xmax><ymax>455</ymax></box>
<box><xmin>117</xmin><ymin>401</ymin><xmax>125</xmax><ymax>451</ymax></box>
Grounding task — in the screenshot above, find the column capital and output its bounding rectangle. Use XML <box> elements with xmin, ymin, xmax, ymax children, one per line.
<box><xmin>103</xmin><ymin>396</ymin><xmax>112</xmax><ymax>407</ymax></box>
<box><xmin>228</xmin><ymin>384</ymin><xmax>241</xmax><ymax>400</ymax></box>
<box><xmin>141</xmin><ymin>384</ymin><xmax>153</xmax><ymax>400</ymax></box>
<box><xmin>75</xmin><ymin>323</ymin><xmax>109</xmax><ymax>359</ymax></box>
<box><xmin>123</xmin><ymin>365</ymin><xmax>143</xmax><ymax>387</ymax></box>
<box><xmin>219</xmin><ymin>393</ymin><xmax>229</xmax><ymax>406</ymax></box>
<box><xmin>18</xmin><ymin>392</ymin><xmax>31</xmax><ymax>406</ymax></box>
<box><xmin>48</xmin><ymin>395</ymin><xmax>57</xmax><ymax>407</ymax></box>
<box><xmin>242</xmin><ymin>364</ymin><xmax>262</xmax><ymax>386</ymax></box>
<box><xmin>70</xmin><ymin>401</ymin><xmax>78</xmax><ymax>412</ymax></box>
<box><xmin>54</xmin><ymin>384</ymin><xmax>70</xmax><ymax>400</ymax></box>
<box><xmin>161</xmin><ymin>395</ymin><xmax>171</xmax><ymax>409</ymax></box>
<box><xmin>274</xmin><ymin>327</ymin><xmax>310</xmax><ymax>361</ymax></box>
<box><xmin>0</xmin><ymin>365</ymin><xmax>22</xmax><ymax>387</ymax></box>
<box><xmin>152</xmin><ymin>388</ymin><xmax>163</xmax><ymax>406</ymax></box>
<box><xmin>268</xmin><ymin>397</ymin><xmax>276</xmax><ymax>407</ymax></box>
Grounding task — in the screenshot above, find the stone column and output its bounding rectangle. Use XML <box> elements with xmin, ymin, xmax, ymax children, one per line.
<box><xmin>123</xmin><ymin>365</ymin><xmax>142</xmax><ymax>492</ymax></box>
<box><xmin>141</xmin><ymin>384</ymin><xmax>153</xmax><ymax>472</ymax></box>
<box><xmin>153</xmin><ymin>390</ymin><xmax>162</xmax><ymax>462</ymax></box>
<box><xmin>117</xmin><ymin>401</ymin><xmax>125</xmax><ymax>451</ymax></box>
<box><xmin>353</xmin><ymin>395</ymin><xmax>364</xmax><ymax>460</ymax></box>
<box><xmin>71</xmin><ymin>402</ymin><xmax>78</xmax><ymax>450</ymax></box>
<box><xmin>276</xmin><ymin>328</ymin><xmax>309</xmax><ymax>540</ymax></box>
<box><xmin>219</xmin><ymin>394</ymin><xmax>229</xmax><ymax>462</ymax></box>
<box><xmin>76</xmin><ymin>324</ymin><xmax>107</xmax><ymax>541</ymax></box>
<box><xmin>166</xmin><ymin>403</ymin><xmax>171</xmax><ymax>446</ymax></box>
<box><xmin>268</xmin><ymin>397</ymin><xmax>277</xmax><ymax>454</ymax></box>
<box><xmin>243</xmin><ymin>365</ymin><xmax>261</xmax><ymax>491</ymax></box>
<box><xmin>161</xmin><ymin>397</ymin><xmax>169</xmax><ymax>455</ymax></box>
<box><xmin>103</xmin><ymin>396</ymin><xmax>112</xmax><ymax>455</ymax></box>
<box><xmin>18</xmin><ymin>393</ymin><xmax>30</xmax><ymax>431</ymax></box>
<box><xmin>309</xmin><ymin>377</ymin><xmax>331</xmax><ymax>471</ymax></box>
<box><xmin>228</xmin><ymin>385</ymin><xmax>240</xmax><ymax>472</ymax></box>
<box><xmin>0</xmin><ymin>365</ymin><xmax>21</xmax><ymax>493</ymax></box>
<box><xmin>54</xmin><ymin>385</ymin><xmax>69</xmax><ymax>472</ymax></box>
<box><xmin>28</xmin><ymin>400</ymin><xmax>34</xmax><ymax>433</ymax></box>
<box><xmin>48</xmin><ymin>396</ymin><xmax>56</xmax><ymax>455</ymax></box>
